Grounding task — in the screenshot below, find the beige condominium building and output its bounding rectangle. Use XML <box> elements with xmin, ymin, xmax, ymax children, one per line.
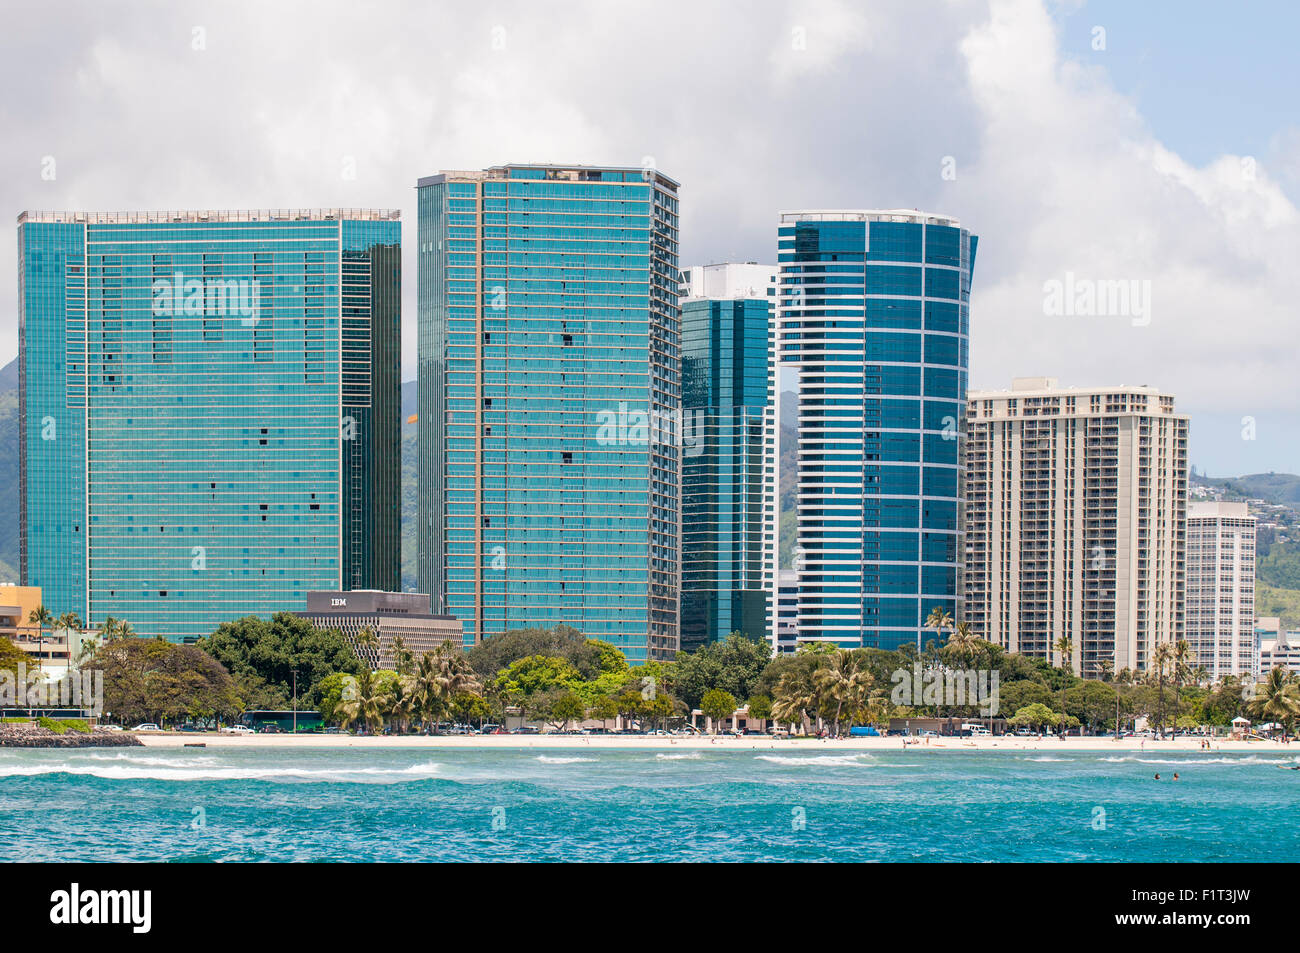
<box><xmin>1185</xmin><ymin>502</ymin><xmax>1256</xmax><ymax>680</ymax></box>
<box><xmin>963</xmin><ymin>378</ymin><xmax>1188</xmax><ymax>676</ymax></box>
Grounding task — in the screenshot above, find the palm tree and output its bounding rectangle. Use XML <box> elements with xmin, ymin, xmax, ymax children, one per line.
<box><xmin>391</xmin><ymin>636</ymin><xmax>414</xmax><ymax>676</ymax></box>
<box><xmin>27</xmin><ymin>605</ymin><xmax>53</xmax><ymax>679</ymax></box>
<box><xmin>772</xmin><ymin>671</ymin><xmax>817</xmax><ymax>736</ymax></box>
<box><xmin>813</xmin><ymin>650</ymin><xmax>873</xmax><ymax>737</ymax></box>
<box><xmin>946</xmin><ymin>621</ymin><xmax>979</xmax><ymax>669</ymax></box>
<box><xmin>389</xmin><ymin>674</ymin><xmax>420</xmax><ymax>734</ymax></box>
<box><xmin>1054</xmin><ymin>636</ymin><xmax>1074</xmax><ymax>735</ymax></box>
<box><xmin>1053</xmin><ymin>635</ymin><xmax>1073</xmax><ymax>673</ymax></box>
<box><xmin>354</xmin><ymin>626</ymin><xmax>380</xmax><ymax>669</ymax></box>
<box><xmin>924</xmin><ymin>607</ymin><xmax>954</xmax><ymax>653</ymax></box>
<box><xmin>1149</xmin><ymin>641</ymin><xmax>1174</xmax><ymax>736</ymax></box>
<box><xmin>99</xmin><ymin>616</ymin><xmax>122</xmax><ymax>643</ymax></box>
<box><xmin>1247</xmin><ymin>667</ymin><xmax>1300</xmax><ymax>739</ymax></box>
<box><xmin>337</xmin><ymin>669</ymin><xmax>388</xmax><ymax>734</ymax></box>
<box><xmin>1096</xmin><ymin>658</ymin><xmax>1118</xmax><ymax>736</ymax></box>
<box><xmin>1170</xmin><ymin>639</ymin><xmax>1193</xmax><ymax>719</ymax></box>
<box><xmin>415</xmin><ymin>642</ymin><xmax>482</xmax><ymax>733</ymax></box>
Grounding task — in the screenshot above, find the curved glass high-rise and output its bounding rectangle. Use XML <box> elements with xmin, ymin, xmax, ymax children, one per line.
<box><xmin>777</xmin><ymin>210</ymin><xmax>976</xmax><ymax>650</ymax></box>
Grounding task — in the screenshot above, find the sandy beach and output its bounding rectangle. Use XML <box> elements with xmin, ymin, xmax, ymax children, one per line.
<box><xmin>134</xmin><ymin>733</ymin><xmax>1298</xmax><ymax>754</ymax></box>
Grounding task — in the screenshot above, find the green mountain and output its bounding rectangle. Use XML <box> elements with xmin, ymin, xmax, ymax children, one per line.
<box><xmin>1192</xmin><ymin>469</ymin><xmax>1300</xmax><ymax>505</ymax></box>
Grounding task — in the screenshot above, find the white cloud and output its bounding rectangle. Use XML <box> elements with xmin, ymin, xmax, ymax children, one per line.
<box><xmin>959</xmin><ymin>0</ymin><xmax>1300</xmax><ymax>427</ymax></box>
<box><xmin>0</xmin><ymin>0</ymin><xmax>1295</xmax><ymax>471</ymax></box>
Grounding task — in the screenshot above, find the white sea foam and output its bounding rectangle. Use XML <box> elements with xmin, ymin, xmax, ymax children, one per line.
<box><xmin>535</xmin><ymin>755</ymin><xmax>595</xmax><ymax>764</ymax></box>
<box><xmin>1099</xmin><ymin>755</ymin><xmax>1296</xmax><ymax>766</ymax></box>
<box><xmin>0</xmin><ymin>759</ymin><xmax>443</xmax><ymax>783</ymax></box>
<box><xmin>755</xmin><ymin>753</ymin><xmax>876</xmax><ymax>767</ymax></box>
<box><xmin>1021</xmin><ymin>756</ymin><xmax>1076</xmax><ymax>762</ymax></box>
<box><xmin>655</xmin><ymin>752</ymin><xmax>702</xmax><ymax>761</ymax></box>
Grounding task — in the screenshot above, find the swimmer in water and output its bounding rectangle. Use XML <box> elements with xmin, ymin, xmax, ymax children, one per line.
<box><xmin>1173</xmin><ymin>773</ymin><xmax>1180</xmax><ymax>781</ymax></box>
<box><xmin>1154</xmin><ymin>773</ymin><xmax>1161</xmax><ymax>780</ymax></box>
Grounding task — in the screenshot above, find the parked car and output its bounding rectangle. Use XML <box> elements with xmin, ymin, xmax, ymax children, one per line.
<box><xmin>322</xmin><ymin>726</ymin><xmax>342</xmax><ymax>734</ymax></box>
<box><xmin>258</xmin><ymin>724</ymin><xmax>283</xmax><ymax>733</ymax></box>
<box><xmin>220</xmin><ymin>725</ymin><xmax>254</xmax><ymax>735</ymax></box>
<box><xmin>510</xmin><ymin>726</ymin><xmax>541</xmax><ymax>735</ymax></box>
<box><xmin>98</xmin><ymin>724</ymin><xmax>123</xmax><ymax>732</ymax></box>
<box><xmin>480</xmin><ymin>724</ymin><xmax>504</xmax><ymax>735</ymax></box>
<box><xmin>132</xmin><ymin>723</ymin><xmax>162</xmax><ymax>732</ymax></box>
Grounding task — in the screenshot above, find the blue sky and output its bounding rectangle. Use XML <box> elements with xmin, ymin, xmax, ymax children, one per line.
<box><xmin>1058</xmin><ymin>2</ymin><xmax>1298</xmax><ymax>171</ymax></box>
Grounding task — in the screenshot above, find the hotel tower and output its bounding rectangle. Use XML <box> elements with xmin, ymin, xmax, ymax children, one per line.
<box><xmin>777</xmin><ymin>210</ymin><xmax>976</xmax><ymax>650</ymax></box>
<box><xmin>963</xmin><ymin>379</ymin><xmax>1188</xmax><ymax>675</ymax></box>
<box><xmin>17</xmin><ymin>209</ymin><xmax>402</xmax><ymax>642</ymax></box>
<box><xmin>416</xmin><ymin>164</ymin><xmax>681</xmax><ymax>662</ymax></box>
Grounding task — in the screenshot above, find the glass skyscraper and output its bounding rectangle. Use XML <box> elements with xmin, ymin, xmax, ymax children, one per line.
<box><xmin>679</xmin><ymin>263</ymin><xmax>778</xmax><ymax>652</ymax></box>
<box><xmin>417</xmin><ymin>165</ymin><xmax>681</xmax><ymax>662</ymax></box>
<box><xmin>17</xmin><ymin>209</ymin><xmax>401</xmax><ymax>642</ymax></box>
<box><xmin>777</xmin><ymin>210</ymin><xmax>976</xmax><ymax>650</ymax></box>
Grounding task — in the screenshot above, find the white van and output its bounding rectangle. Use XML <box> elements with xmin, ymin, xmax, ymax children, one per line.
<box><xmin>961</xmin><ymin>723</ymin><xmax>991</xmax><ymax>736</ymax></box>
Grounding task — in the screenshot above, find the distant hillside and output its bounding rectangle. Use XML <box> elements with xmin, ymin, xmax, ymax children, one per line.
<box><xmin>1193</xmin><ymin>470</ymin><xmax>1300</xmax><ymax>505</ymax></box>
<box><xmin>780</xmin><ymin>389</ymin><xmax>797</xmax><ymax>430</ymax></box>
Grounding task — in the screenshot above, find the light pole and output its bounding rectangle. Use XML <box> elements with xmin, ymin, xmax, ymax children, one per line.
<box><xmin>291</xmin><ymin>668</ymin><xmax>298</xmax><ymax>734</ymax></box>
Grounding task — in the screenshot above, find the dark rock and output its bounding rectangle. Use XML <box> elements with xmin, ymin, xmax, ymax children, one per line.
<box><xmin>0</xmin><ymin>724</ymin><xmax>144</xmax><ymax>748</ymax></box>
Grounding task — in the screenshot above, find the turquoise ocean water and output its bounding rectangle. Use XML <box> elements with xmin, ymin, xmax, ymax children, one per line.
<box><xmin>3</xmin><ymin>746</ymin><xmax>1298</xmax><ymax>862</ymax></box>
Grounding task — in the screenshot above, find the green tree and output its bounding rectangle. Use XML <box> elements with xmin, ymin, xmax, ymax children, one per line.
<box><xmin>85</xmin><ymin>638</ymin><xmax>240</xmax><ymax>727</ymax></box>
<box><xmin>673</xmin><ymin>633</ymin><xmax>771</xmax><ymax>710</ymax></box>
<box><xmin>945</xmin><ymin>620</ymin><xmax>979</xmax><ymax>668</ymax></box>
<box><xmin>746</xmin><ymin>694</ymin><xmax>773</xmax><ymax>726</ymax></box>
<box><xmin>466</xmin><ymin>624</ymin><xmax>605</xmax><ymax>680</ymax></box>
<box><xmin>316</xmin><ymin>671</ymin><xmax>353</xmax><ymax>725</ymax></box>
<box><xmin>493</xmin><ymin>654</ymin><xmax>579</xmax><ymax>721</ymax></box>
<box><xmin>541</xmin><ymin>690</ymin><xmax>587</xmax><ymax>732</ymax></box>
<box><xmin>1007</xmin><ymin>703</ymin><xmax>1075</xmax><ymax>732</ymax></box>
<box><xmin>700</xmin><ymin>688</ymin><xmax>738</xmax><ymax>734</ymax></box>
<box><xmin>1149</xmin><ymin>641</ymin><xmax>1174</xmax><ymax>733</ymax></box>
<box><xmin>1248</xmin><ymin>667</ymin><xmax>1300</xmax><ymax>737</ymax></box>
<box><xmin>26</xmin><ymin>605</ymin><xmax>53</xmax><ymax>678</ymax></box>
<box><xmin>336</xmin><ymin>669</ymin><xmax>390</xmax><ymax>734</ymax></box>
<box><xmin>391</xmin><ymin>636</ymin><xmax>415</xmax><ymax>676</ymax></box>
<box><xmin>924</xmin><ymin>606</ymin><xmax>953</xmax><ymax>648</ymax></box>
<box><xmin>416</xmin><ymin>642</ymin><xmax>483</xmax><ymax>732</ymax></box>
<box><xmin>813</xmin><ymin>650</ymin><xmax>873</xmax><ymax>737</ymax></box>
<box><xmin>198</xmin><ymin>613</ymin><xmax>363</xmax><ymax>709</ymax></box>
<box><xmin>589</xmin><ymin>694</ymin><xmax>619</xmax><ymax>731</ymax></box>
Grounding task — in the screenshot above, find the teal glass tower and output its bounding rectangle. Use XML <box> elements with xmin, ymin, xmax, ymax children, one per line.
<box><xmin>679</xmin><ymin>263</ymin><xmax>778</xmax><ymax>653</ymax></box>
<box><xmin>417</xmin><ymin>165</ymin><xmax>681</xmax><ymax>662</ymax></box>
<box><xmin>777</xmin><ymin>210</ymin><xmax>976</xmax><ymax>650</ymax></box>
<box><xmin>17</xmin><ymin>209</ymin><xmax>401</xmax><ymax>642</ymax></box>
